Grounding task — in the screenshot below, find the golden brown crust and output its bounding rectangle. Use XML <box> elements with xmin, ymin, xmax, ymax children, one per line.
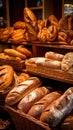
<box><xmin>17</xmin><ymin>73</ymin><xmax>30</xmax><ymax>83</ymax></box>
<box><xmin>18</xmin><ymin>87</ymin><xmax>49</xmax><ymax>113</ymax></box>
<box><xmin>48</xmin><ymin>15</ymin><xmax>59</xmax><ymax>27</ymax></box>
<box><xmin>11</xmin><ymin>29</ymin><xmax>26</xmax><ymax>43</ymax></box>
<box><xmin>13</xmin><ymin>21</ymin><xmax>26</xmax><ymax>29</ymax></box>
<box><xmin>24</xmin><ymin>7</ymin><xmax>37</xmax><ymax>29</ymax></box>
<box><xmin>26</xmin><ymin>23</ymin><xmax>37</xmax><ymax>41</ymax></box>
<box><xmin>28</xmin><ymin>92</ymin><xmax>61</xmax><ymax>118</ymax></box>
<box><xmin>58</xmin><ymin>31</ymin><xmax>68</xmax><ymax>42</ymax></box>
<box><xmin>47</xmin><ymin>25</ymin><xmax>58</xmax><ymax>41</ymax></box>
<box><xmin>4</xmin><ymin>48</ymin><xmax>27</xmax><ymax>59</ymax></box>
<box><xmin>0</xmin><ymin>65</ymin><xmax>14</xmax><ymax>91</ymax></box>
<box><xmin>5</xmin><ymin>77</ymin><xmax>42</xmax><ymax>105</ymax></box>
<box><xmin>0</xmin><ymin>27</ymin><xmax>14</xmax><ymax>42</ymax></box>
<box><xmin>16</xmin><ymin>45</ymin><xmax>32</xmax><ymax>57</ymax></box>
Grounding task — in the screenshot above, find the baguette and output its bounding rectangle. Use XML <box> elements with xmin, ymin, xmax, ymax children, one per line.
<box><xmin>16</xmin><ymin>45</ymin><xmax>32</xmax><ymax>57</ymax></box>
<box><xmin>5</xmin><ymin>77</ymin><xmax>42</xmax><ymax>106</ymax></box>
<box><xmin>18</xmin><ymin>86</ymin><xmax>49</xmax><ymax>113</ymax></box>
<box><xmin>4</xmin><ymin>49</ymin><xmax>26</xmax><ymax>59</ymax></box>
<box><xmin>40</xmin><ymin>87</ymin><xmax>73</xmax><ymax>127</ymax></box>
<box><xmin>28</xmin><ymin>91</ymin><xmax>61</xmax><ymax>119</ymax></box>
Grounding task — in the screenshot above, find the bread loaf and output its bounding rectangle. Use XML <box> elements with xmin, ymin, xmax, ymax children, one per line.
<box><xmin>0</xmin><ymin>65</ymin><xmax>14</xmax><ymax>91</ymax></box>
<box><xmin>18</xmin><ymin>86</ymin><xmax>49</xmax><ymax>113</ymax></box>
<box><xmin>35</xmin><ymin>57</ymin><xmax>61</xmax><ymax>69</ymax></box>
<box><xmin>61</xmin><ymin>52</ymin><xmax>73</xmax><ymax>71</ymax></box>
<box><xmin>45</xmin><ymin>51</ymin><xmax>64</xmax><ymax>61</ymax></box>
<box><xmin>5</xmin><ymin>77</ymin><xmax>42</xmax><ymax>106</ymax></box>
<box><xmin>40</xmin><ymin>87</ymin><xmax>73</xmax><ymax>127</ymax></box>
<box><xmin>28</xmin><ymin>91</ymin><xmax>61</xmax><ymax>119</ymax></box>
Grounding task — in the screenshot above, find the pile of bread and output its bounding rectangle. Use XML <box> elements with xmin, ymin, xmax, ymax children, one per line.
<box><xmin>3</xmin><ymin>70</ymin><xmax>73</xmax><ymax>128</ymax></box>
<box><xmin>0</xmin><ymin>7</ymin><xmax>73</xmax><ymax>44</ymax></box>
<box><xmin>26</xmin><ymin>51</ymin><xmax>73</xmax><ymax>72</ymax></box>
<box><xmin>0</xmin><ymin>63</ymin><xmax>73</xmax><ymax>128</ymax></box>
<box><xmin>0</xmin><ymin>44</ymin><xmax>32</xmax><ymax>71</ymax></box>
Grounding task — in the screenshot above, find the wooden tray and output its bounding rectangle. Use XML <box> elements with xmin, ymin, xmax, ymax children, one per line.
<box><xmin>25</xmin><ymin>61</ymin><xmax>73</xmax><ymax>84</ymax></box>
<box><xmin>4</xmin><ymin>105</ymin><xmax>53</xmax><ymax>130</ymax></box>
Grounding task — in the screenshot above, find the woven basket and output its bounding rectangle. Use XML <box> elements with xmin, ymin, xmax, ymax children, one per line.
<box><xmin>25</xmin><ymin>60</ymin><xmax>73</xmax><ymax>84</ymax></box>
<box><xmin>5</xmin><ymin>105</ymin><xmax>52</xmax><ymax>130</ymax></box>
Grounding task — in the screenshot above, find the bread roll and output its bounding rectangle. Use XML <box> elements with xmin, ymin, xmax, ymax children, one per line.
<box><xmin>40</xmin><ymin>87</ymin><xmax>73</xmax><ymax>127</ymax></box>
<box><xmin>45</xmin><ymin>51</ymin><xmax>64</xmax><ymax>61</ymax></box>
<box><xmin>61</xmin><ymin>52</ymin><xmax>73</xmax><ymax>71</ymax></box>
<box><xmin>18</xmin><ymin>86</ymin><xmax>49</xmax><ymax>113</ymax></box>
<box><xmin>5</xmin><ymin>77</ymin><xmax>42</xmax><ymax>106</ymax></box>
<box><xmin>0</xmin><ymin>65</ymin><xmax>14</xmax><ymax>91</ymax></box>
<box><xmin>28</xmin><ymin>91</ymin><xmax>61</xmax><ymax>119</ymax></box>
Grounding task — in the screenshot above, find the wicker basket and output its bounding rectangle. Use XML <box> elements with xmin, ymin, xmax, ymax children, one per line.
<box><xmin>25</xmin><ymin>60</ymin><xmax>73</xmax><ymax>84</ymax></box>
<box><xmin>5</xmin><ymin>105</ymin><xmax>53</xmax><ymax>130</ymax></box>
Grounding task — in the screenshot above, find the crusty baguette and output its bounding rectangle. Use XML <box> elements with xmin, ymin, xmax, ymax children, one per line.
<box><xmin>16</xmin><ymin>45</ymin><xmax>32</xmax><ymax>57</ymax></box>
<box><xmin>4</xmin><ymin>49</ymin><xmax>26</xmax><ymax>59</ymax></box>
<box><xmin>28</xmin><ymin>91</ymin><xmax>61</xmax><ymax>119</ymax></box>
<box><xmin>5</xmin><ymin>77</ymin><xmax>42</xmax><ymax>106</ymax></box>
<box><xmin>40</xmin><ymin>87</ymin><xmax>73</xmax><ymax>127</ymax></box>
<box><xmin>18</xmin><ymin>86</ymin><xmax>49</xmax><ymax>113</ymax></box>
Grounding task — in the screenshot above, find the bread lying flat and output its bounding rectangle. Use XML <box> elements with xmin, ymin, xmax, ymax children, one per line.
<box><xmin>5</xmin><ymin>77</ymin><xmax>42</xmax><ymax>106</ymax></box>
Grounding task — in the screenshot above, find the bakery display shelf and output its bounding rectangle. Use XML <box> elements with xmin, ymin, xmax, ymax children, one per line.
<box><xmin>25</xmin><ymin>61</ymin><xmax>73</xmax><ymax>84</ymax></box>
<box><xmin>4</xmin><ymin>105</ymin><xmax>53</xmax><ymax>130</ymax></box>
<box><xmin>30</xmin><ymin>41</ymin><xmax>73</xmax><ymax>50</ymax></box>
<box><xmin>1</xmin><ymin>41</ymin><xmax>73</xmax><ymax>50</ymax></box>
